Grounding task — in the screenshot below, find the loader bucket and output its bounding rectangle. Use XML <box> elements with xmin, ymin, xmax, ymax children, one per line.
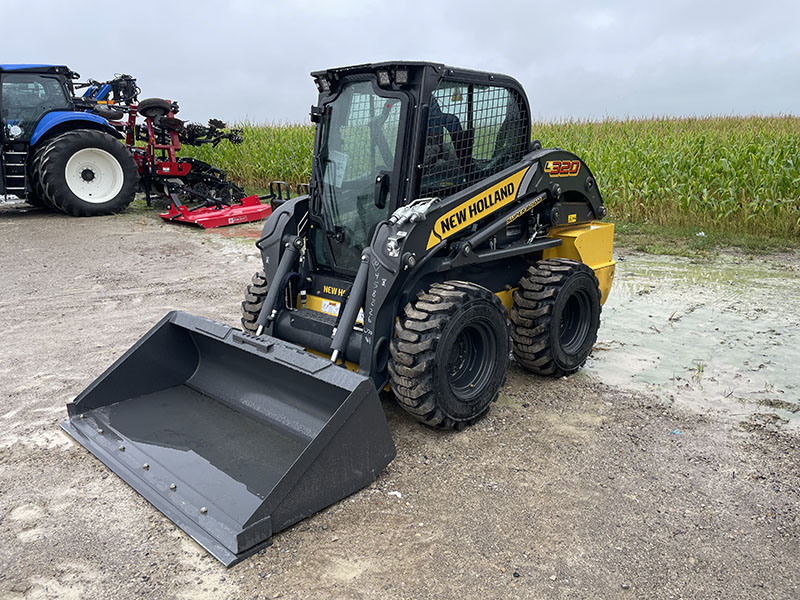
<box><xmin>61</xmin><ymin>311</ymin><xmax>396</xmax><ymax>567</ymax></box>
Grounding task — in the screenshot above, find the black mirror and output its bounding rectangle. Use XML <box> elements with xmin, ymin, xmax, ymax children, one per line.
<box><xmin>374</xmin><ymin>171</ymin><xmax>390</xmax><ymax>209</ymax></box>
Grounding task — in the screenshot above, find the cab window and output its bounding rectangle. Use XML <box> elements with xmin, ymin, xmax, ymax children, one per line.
<box><xmin>2</xmin><ymin>73</ymin><xmax>71</xmax><ymax>142</ymax></box>
<box><xmin>421</xmin><ymin>82</ymin><xmax>528</xmax><ymax>199</ymax></box>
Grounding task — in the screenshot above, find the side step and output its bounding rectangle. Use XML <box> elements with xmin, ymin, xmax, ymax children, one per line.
<box><xmin>61</xmin><ymin>311</ymin><xmax>396</xmax><ymax>566</ymax></box>
<box><xmin>2</xmin><ymin>149</ymin><xmax>28</xmax><ymax>198</ymax></box>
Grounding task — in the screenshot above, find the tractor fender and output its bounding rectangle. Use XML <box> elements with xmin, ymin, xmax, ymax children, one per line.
<box><xmin>30</xmin><ymin>111</ymin><xmax>120</xmax><ymax>147</ymax></box>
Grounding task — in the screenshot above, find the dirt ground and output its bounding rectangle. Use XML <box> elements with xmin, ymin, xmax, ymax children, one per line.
<box><xmin>1</xmin><ymin>203</ymin><xmax>798</xmax><ymax>599</ymax></box>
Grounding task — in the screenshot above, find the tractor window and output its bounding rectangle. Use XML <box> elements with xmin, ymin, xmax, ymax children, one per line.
<box><xmin>1</xmin><ymin>73</ymin><xmax>71</xmax><ymax>143</ymax></box>
<box><xmin>420</xmin><ymin>82</ymin><xmax>528</xmax><ymax>199</ymax></box>
<box><xmin>316</xmin><ymin>80</ymin><xmax>404</xmax><ymax>271</ymax></box>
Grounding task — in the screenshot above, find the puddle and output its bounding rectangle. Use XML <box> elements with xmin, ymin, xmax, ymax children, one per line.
<box><xmin>205</xmin><ymin>221</ymin><xmax>264</xmax><ymax>239</ymax></box>
<box><xmin>588</xmin><ymin>252</ymin><xmax>800</xmax><ymax>427</ymax></box>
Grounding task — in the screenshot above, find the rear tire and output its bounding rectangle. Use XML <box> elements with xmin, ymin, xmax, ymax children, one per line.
<box><xmin>28</xmin><ymin>139</ymin><xmax>59</xmax><ymax>209</ymax></box>
<box><xmin>241</xmin><ymin>271</ymin><xmax>268</xmax><ymax>333</ymax></box>
<box><xmin>389</xmin><ymin>281</ymin><xmax>509</xmax><ymax>430</ymax></box>
<box><xmin>38</xmin><ymin>130</ymin><xmax>138</xmax><ymax>216</ymax></box>
<box><xmin>510</xmin><ymin>258</ymin><xmax>601</xmax><ymax>377</ymax></box>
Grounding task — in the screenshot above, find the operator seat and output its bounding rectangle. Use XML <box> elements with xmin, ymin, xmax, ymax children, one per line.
<box><xmin>424</xmin><ymin>97</ymin><xmax>465</xmax><ymax>164</ymax></box>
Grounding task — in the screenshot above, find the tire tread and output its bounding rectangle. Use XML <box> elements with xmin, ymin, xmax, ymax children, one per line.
<box><xmin>510</xmin><ymin>258</ymin><xmax>601</xmax><ymax>377</ymax></box>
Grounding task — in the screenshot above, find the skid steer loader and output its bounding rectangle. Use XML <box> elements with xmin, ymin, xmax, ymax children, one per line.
<box><xmin>62</xmin><ymin>62</ymin><xmax>615</xmax><ymax>566</ymax></box>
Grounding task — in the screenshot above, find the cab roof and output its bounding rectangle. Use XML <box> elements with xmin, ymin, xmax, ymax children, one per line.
<box><xmin>0</xmin><ymin>64</ymin><xmax>72</xmax><ymax>75</ymax></box>
<box><xmin>310</xmin><ymin>61</ymin><xmax>526</xmax><ymax>101</ymax></box>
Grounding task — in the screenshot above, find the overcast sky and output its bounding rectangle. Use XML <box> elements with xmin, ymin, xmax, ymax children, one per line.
<box><xmin>4</xmin><ymin>0</ymin><xmax>798</xmax><ymax>124</ymax></box>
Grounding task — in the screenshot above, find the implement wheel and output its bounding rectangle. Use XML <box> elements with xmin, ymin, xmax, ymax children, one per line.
<box><xmin>389</xmin><ymin>281</ymin><xmax>509</xmax><ymax>430</ymax></box>
<box><xmin>38</xmin><ymin>130</ymin><xmax>138</xmax><ymax>216</ymax></box>
<box><xmin>510</xmin><ymin>258</ymin><xmax>601</xmax><ymax>377</ymax></box>
<box><xmin>137</xmin><ymin>98</ymin><xmax>173</xmax><ymax>119</ymax></box>
<box><xmin>241</xmin><ymin>271</ymin><xmax>268</xmax><ymax>333</ymax></box>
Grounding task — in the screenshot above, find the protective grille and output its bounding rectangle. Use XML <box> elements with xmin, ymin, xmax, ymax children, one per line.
<box><xmin>420</xmin><ymin>82</ymin><xmax>528</xmax><ymax>199</ymax></box>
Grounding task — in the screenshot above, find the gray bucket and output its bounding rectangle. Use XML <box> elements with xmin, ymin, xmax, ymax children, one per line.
<box><xmin>61</xmin><ymin>311</ymin><xmax>396</xmax><ymax>566</ymax></box>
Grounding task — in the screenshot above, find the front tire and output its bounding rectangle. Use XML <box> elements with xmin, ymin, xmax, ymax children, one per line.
<box><xmin>389</xmin><ymin>281</ymin><xmax>510</xmax><ymax>430</ymax></box>
<box><xmin>510</xmin><ymin>258</ymin><xmax>601</xmax><ymax>377</ymax></box>
<box><xmin>38</xmin><ymin>130</ymin><xmax>138</xmax><ymax>216</ymax></box>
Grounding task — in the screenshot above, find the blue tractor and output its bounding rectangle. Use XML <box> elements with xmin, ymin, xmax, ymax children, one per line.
<box><xmin>0</xmin><ymin>64</ymin><xmax>138</xmax><ymax>216</ymax></box>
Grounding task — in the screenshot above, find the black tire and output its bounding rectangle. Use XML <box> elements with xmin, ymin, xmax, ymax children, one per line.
<box><xmin>38</xmin><ymin>130</ymin><xmax>138</xmax><ymax>216</ymax></box>
<box><xmin>241</xmin><ymin>271</ymin><xmax>268</xmax><ymax>333</ymax></box>
<box><xmin>22</xmin><ymin>152</ymin><xmax>45</xmax><ymax>207</ymax></box>
<box><xmin>93</xmin><ymin>105</ymin><xmax>126</xmax><ymax>121</ymax></box>
<box><xmin>23</xmin><ymin>188</ymin><xmax>46</xmax><ymax>207</ymax></box>
<box><xmin>137</xmin><ymin>98</ymin><xmax>173</xmax><ymax>119</ymax></box>
<box><xmin>389</xmin><ymin>281</ymin><xmax>510</xmax><ymax>430</ymax></box>
<box><xmin>28</xmin><ymin>139</ymin><xmax>58</xmax><ymax>209</ymax></box>
<box><xmin>510</xmin><ymin>258</ymin><xmax>601</xmax><ymax>377</ymax></box>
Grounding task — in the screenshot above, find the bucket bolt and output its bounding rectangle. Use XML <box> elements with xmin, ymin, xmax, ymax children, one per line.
<box><xmin>143</xmin><ymin>463</ymin><xmax>150</xmax><ymax>470</ymax></box>
<box><xmin>200</xmin><ymin>507</ymin><xmax>208</xmax><ymax>515</ymax></box>
<box><xmin>170</xmin><ymin>483</ymin><xmax>177</xmax><ymax>491</ymax></box>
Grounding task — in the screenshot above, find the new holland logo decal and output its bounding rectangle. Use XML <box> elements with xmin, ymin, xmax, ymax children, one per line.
<box><xmin>426</xmin><ymin>167</ymin><xmax>530</xmax><ymax>249</ymax></box>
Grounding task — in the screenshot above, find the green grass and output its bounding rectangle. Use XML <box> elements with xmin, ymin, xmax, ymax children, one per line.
<box><xmin>183</xmin><ymin>116</ymin><xmax>800</xmax><ymax>242</ymax></box>
<box><xmin>614</xmin><ymin>222</ymin><xmax>797</xmax><ymax>256</ymax></box>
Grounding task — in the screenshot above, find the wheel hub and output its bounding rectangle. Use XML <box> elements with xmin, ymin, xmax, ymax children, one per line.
<box><xmin>64</xmin><ymin>148</ymin><xmax>124</xmax><ymax>204</ymax></box>
<box><xmin>446</xmin><ymin>320</ymin><xmax>496</xmax><ymax>401</ymax></box>
<box><xmin>559</xmin><ymin>290</ymin><xmax>591</xmax><ymax>353</ymax></box>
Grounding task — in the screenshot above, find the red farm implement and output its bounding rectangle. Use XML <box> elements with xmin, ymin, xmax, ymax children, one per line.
<box><xmin>111</xmin><ymin>98</ymin><xmax>272</xmax><ymax>228</ymax></box>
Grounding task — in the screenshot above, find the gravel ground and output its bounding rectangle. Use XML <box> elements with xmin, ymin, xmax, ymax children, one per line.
<box><xmin>1</xmin><ymin>204</ymin><xmax>797</xmax><ymax>599</ymax></box>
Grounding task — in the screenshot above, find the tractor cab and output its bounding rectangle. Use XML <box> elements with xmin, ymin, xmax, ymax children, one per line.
<box><xmin>308</xmin><ymin>62</ymin><xmax>531</xmax><ymax>273</ymax></box>
<box><xmin>0</xmin><ymin>65</ymin><xmax>75</xmax><ymax>144</ymax></box>
<box><xmin>0</xmin><ymin>64</ymin><xmax>134</xmax><ymax>209</ymax></box>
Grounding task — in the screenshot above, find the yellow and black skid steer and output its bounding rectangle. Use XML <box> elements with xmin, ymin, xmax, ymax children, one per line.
<box><xmin>62</xmin><ymin>62</ymin><xmax>615</xmax><ymax>566</ymax></box>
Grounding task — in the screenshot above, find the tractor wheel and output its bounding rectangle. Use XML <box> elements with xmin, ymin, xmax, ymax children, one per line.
<box><xmin>28</xmin><ymin>138</ymin><xmax>59</xmax><ymax>209</ymax></box>
<box><xmin>389</xmin><ymin>281</ymin><xmax>509</xmax><ymax>430</ymax></box>
<box><xmin>23</xmin><ymin>188</ymin><xmax>46</xmax><ymax>207</ymax></box>
<box><xmin>38</xmin><ymin>130</ymin><xmax>138</xmax><ymax>216</ymax></box>
<box><xmin>510</xmin><ymin>258</ymin><xmax>601</xmax><ymax>377</ymax></box>
<box><xmin>241</xmin><ymin>271</ymin><xmax>268</xmax><ymax>333</ymax></box>
<box><xmin>137</xmin><ymin>98</ymin><xmax>173</xmax><ymax>119</ymax></box>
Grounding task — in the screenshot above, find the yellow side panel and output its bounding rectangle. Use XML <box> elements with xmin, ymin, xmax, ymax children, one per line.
<box><xmin>304</xmin><ymin>294</ymin><xmax>365</xmax><ymax>324</ymax></box>
<box><xmin>542</xmin><ymin>221</ymin><xmax>616</xmax><ymax>304</ymax></box>
<box><xmin>495</xmin><ymin>289</ymin><xmax>515</xmax><ymax>313</ymax></box>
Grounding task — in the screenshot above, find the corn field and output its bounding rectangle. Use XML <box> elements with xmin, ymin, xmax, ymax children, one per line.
<box><xmin>184</xmin><ymin>116</ymin><xmax>800</xmax><ymax>238</ymax></box>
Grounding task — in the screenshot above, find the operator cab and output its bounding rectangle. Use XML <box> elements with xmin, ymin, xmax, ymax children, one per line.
<box><xmin>0</xmin><ymin>65</ymin><xmax>74</xmax><ymax>143</ymax></box>
<box><xmin>307</xmin><ymin>62</ymin><xmax>531</xmax><ymax>273</ymax></box>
